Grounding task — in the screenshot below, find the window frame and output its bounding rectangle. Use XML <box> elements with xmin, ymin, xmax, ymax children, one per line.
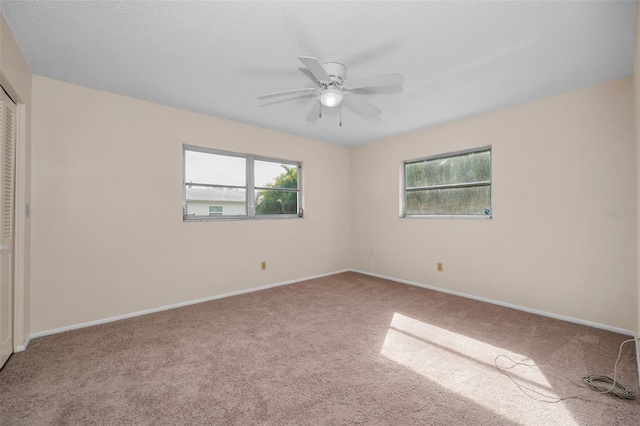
<box><xmin>402</xmin><ymin>146</ymin><xmax>492</xmax><ymax>219</ymax></box>
<box><xmin>183</xmin><ymin>145</ymin><xmax>302</xmax><ymax>221</ymax></box>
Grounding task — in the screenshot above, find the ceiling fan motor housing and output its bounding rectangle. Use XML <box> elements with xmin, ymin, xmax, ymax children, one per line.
<box><xmin>323</xmin><ymin>62</ymin><xmax>347</xmax><ymax>85</ymax></box>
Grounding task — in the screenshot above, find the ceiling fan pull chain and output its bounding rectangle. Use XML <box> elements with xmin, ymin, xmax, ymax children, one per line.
<box><xmin>319</xmin><ymin>100</ymin><xmax>322</xmax><ymax>118</ymax></box>
<box><xmin>339</xmin><ymin>102</ymin><xmax>343</xmax><ymax>127</ymax></box>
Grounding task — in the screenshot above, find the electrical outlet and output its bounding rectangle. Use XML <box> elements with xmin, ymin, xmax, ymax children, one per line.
<box><xmin>437</xmin><ymin>262</ymin><xmax>443</xmax><ymax>272</ymax></box>
<box><xmin>261</xmin><ymin>261</ymin><xmax>267</xmax><ymax>270</ymax></box>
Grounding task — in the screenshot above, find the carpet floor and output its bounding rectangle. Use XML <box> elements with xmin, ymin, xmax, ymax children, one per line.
<box><xmin>1</xmin><ymin>272</ymin><xmax>638</xmax><ymax>425</ymax></box>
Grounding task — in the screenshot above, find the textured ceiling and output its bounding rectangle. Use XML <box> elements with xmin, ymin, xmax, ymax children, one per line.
<box><xmin>1</xmin><ymin>1</ymin><xmax>637</xmax><ymax>147</ymax></box>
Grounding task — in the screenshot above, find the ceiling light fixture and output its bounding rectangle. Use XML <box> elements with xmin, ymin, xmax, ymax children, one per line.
<box><xmin>320</xmin><ymin>86</ymin><xmax>343</xmax><ymax>107</ymax></box>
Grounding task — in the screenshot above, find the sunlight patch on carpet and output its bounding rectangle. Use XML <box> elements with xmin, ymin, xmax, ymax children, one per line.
<box><xmin>380</xmin><ymin>313</ymin><xmax>580</xmax><ymax>426</ymax></box>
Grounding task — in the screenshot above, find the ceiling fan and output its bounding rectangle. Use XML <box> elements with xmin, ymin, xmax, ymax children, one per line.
<box><xmin>258</xmin><ymin>56</ymin><xmax>404</xmax><ymax>125</ymax></box>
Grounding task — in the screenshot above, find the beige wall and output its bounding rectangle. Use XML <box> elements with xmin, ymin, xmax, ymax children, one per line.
<box><xmin>0</xmin><ymin>14</ymin><xmax>32</xmax><ymax>347</ymax></box>
<box><xmin>31</xmin><ymin>76</ymin><xmax>351</xmax><ymax>333</ymax></box>
<box><xmin>31</xmin><ymin>75</ymin><xmax>639</xmax><ymax>334</ymax></box>
<box><xmin>351</xmin><ymin>77</ymin><xmax>637</xmax><ymax>331</ymax></box>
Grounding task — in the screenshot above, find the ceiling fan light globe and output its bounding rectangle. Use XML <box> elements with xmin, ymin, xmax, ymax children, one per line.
<box><xmin>320</xmin><ymin>87</ymin><xmax>343</xmax><ymax>107</ymax></box>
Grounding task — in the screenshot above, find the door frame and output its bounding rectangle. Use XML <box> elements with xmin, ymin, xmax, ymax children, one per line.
<box><xmin>13</xmin><ymin>101</ymin><xmax>27</xmax><ymax>351</ymax></box>
<box><xmin>1</xmin><ymin>76</ymin><xmax>29</xmax><ymax>352</ymax></box>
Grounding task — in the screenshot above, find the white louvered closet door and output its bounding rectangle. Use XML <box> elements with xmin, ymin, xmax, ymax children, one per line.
<box><xmin>0</xmin><ymin>90</ymin><xmax>16</xmax><ymax>370</ymax></box>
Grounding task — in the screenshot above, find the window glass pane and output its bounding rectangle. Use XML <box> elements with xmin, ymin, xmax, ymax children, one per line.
<box><xmin>255</xmin><ymin>160</ymin><xmax>298</xmax><ymax>189</ymax></box>
<box><xmin>255</xmin><ymin>190</ymin><xmax>298</xmax><ymax>215</ymax></box>
<box><xmin>185</xmin><ymin>150</ymin><xmax>246</xmax><ymax>187</ymax></box>
<box><xmin>406</xmin><ymin>150</ymin><xmax>490</xmax><ymax>188</ymax></box>
<box><xmin>183</xmin><ymin>146</ymin><xmax>302</xmax><ymax>221</ymax></box>
<box><xmin>406</xmin><ymin>186</ymin><xmax>491</xmax><ymax>216</ymax></box>
<box><xmin>208</xmin><ymin>206</ymin><xmax>223</xmax><ymax>216</ymax></box>
<box><xmin>185</xmin><ymin>187</ymin><xmax>246</xmax><ymax>216</ymax></box>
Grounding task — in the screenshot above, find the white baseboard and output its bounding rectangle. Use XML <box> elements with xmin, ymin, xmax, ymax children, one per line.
<box><xmin>24</xmin><ymin>269</ymin><xmax>350</xmax><ymax>343</ymax></box>
<box><xmin>351</xmin><ymin>269</ymin><xmax>636</xmax><ymax>337</ymax></box>
<box><xmin>15</xmin><ymin>335</ymin><xmax>30</xmax><ymax>352</ymax></box>
<box><xmin>15</xmin><ymin>267</ymin><xmax>640</xmax><ymax>369</ymax></box>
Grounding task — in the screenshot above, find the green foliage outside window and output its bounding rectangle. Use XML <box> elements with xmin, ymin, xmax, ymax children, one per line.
<box><xmin>255</xmin><ymin>165</ymin><xmax>298</xmax><ymax>215</ymax></box>
<box><xmin>405</xmin><ymin>149</ymin><xmax>491</xmax><ymax>216</ymax></box>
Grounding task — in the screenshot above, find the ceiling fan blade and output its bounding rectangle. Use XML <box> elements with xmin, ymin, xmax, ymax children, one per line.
<box><xmin>305</xmin><ymin>100</ymin><xmax>320</xmax><ymax>122</ymax></box>
<box><xmin>298</xmin><ymin>56</ymin><xmax>331</xmax><ymax>83</ymax></box>
<box><xmin>342</xmin><ymin>95</ymin><xmax>382</xmax><ymax>120</ymax></box>
<box><xmin>258</xmin><ymin>88</ymin><xmax>317</xmax><ymax>100</ymax></box>
<box><xmin>344</xmin><ymin>73</ymin><xmax>405</xmax><ymax>90</ymax></box>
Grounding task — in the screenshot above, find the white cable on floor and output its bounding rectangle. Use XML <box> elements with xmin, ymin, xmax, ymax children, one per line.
<box><xmin>495</xmin><ymin>338</ymin><xmax>636</xmax><ymax>403</ymax></box>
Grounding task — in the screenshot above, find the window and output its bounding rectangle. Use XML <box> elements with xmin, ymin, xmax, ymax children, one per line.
<box><xmin>404</xmin><ymin>147</ymin><xmax>491</xmax><ymax>218</ymax></box>
<box><xmin>184</xmin><ymin>145</ymin><xmax>301</xmax><ymax>220</ymax></box>
<box><xmin>254</xmin><ymin>160</ymin><xmax>300</xmax><ymax>216</ymax></box>
<box><xmin>208</xmin><ymin>206</ymin><xmax>223</xmax><ymax>216</ymax></box>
